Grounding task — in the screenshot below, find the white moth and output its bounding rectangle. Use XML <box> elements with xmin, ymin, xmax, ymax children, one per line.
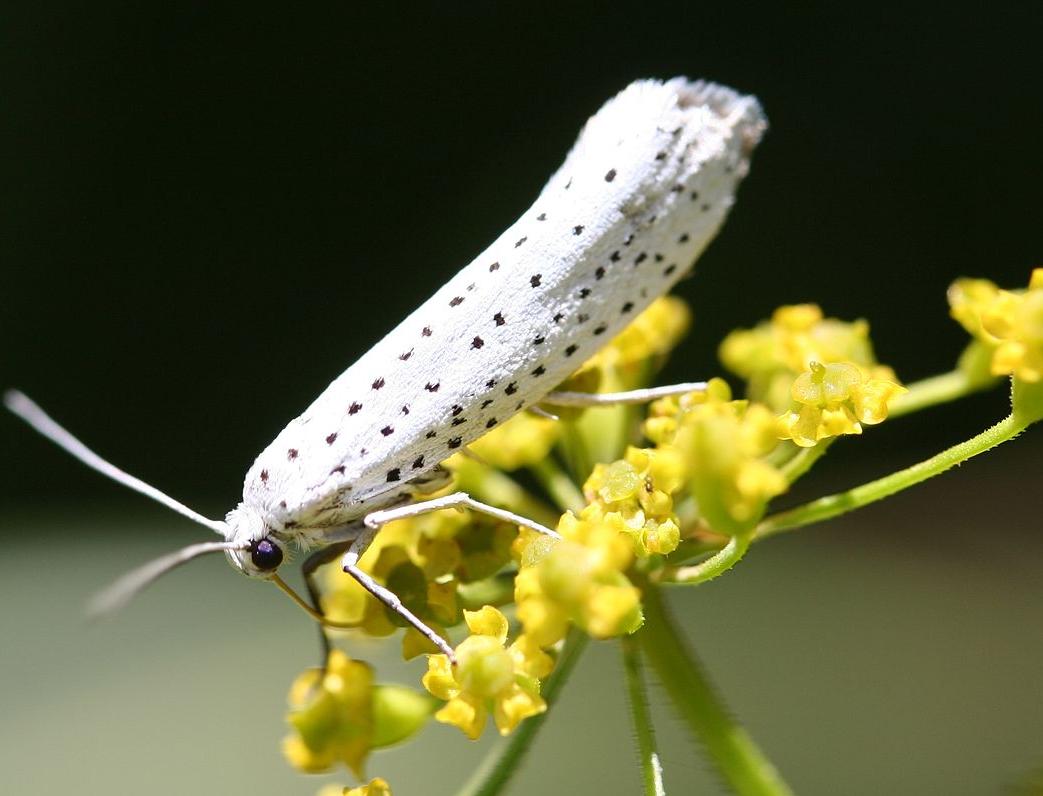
<box><xmin>7</xmin><ymin>77</ymin><xmax>766</xmax><ymax>658</ymax></box>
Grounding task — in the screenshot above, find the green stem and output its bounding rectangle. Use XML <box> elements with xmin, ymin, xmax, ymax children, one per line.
<box><xmin>455</xmin><ymin>629</ymin><xmax>589</xmax><ymax>796</ymax></box>
<box><xmin>758</xmin><ymin>412</ymin><xmax>1028</xmax><ymax>539</ymax></box>
<box><xmin>889</xmin><ymin>369</ymin><xmax>990</xmax><ymax>418</ymax></box>
<box><xmin>778</xmin><ymin>439</ymin><xmax>833</xmax><ymax>484</ymax></box>
<box><xmin>660</xmin><ymin>531</ymin><xmax>752</xmax><ymax>586</ymax></box>
<box><xmin>639</xmin><ymin>584</ymin><xmax>793</xmax><ymax>796</ymax></box>
<box><xmin>621</xmin><ymin>636</ymin><xmax>666</xmax><ymax>796</ymax></box>
<box><xmin>529</xmin><ymin>457</ymin><xmax>587</xmax><ymax>513</ymax></box>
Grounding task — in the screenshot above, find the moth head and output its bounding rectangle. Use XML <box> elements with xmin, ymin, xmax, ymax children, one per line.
<box><xmin>224</xmin><ymin>504</ymin><xmax>286</xmax><ymax>578</ymax></box>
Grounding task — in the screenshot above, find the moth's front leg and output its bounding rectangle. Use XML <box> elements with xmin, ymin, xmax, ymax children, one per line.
<box><xmin>301</xmin><ymin>540</ymin><xmax>354</xmax><ymax>666</ymax></box>
<box><xmin>340</xmin><ymin>523</ymin><xmax>457</xmax><ymax>662</ymax></box>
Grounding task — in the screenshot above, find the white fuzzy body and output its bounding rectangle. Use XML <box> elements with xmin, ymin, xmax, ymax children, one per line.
<box><xmin>238</xmin><ymin>78</ymin><xmax>766</xmax><ymax>545</ymax></box>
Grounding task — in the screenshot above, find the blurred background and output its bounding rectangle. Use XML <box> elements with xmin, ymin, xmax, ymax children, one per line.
<box><xmin>2</xmin><ymin>3</ymin><xmax>1041</xmax><ymax>794</ymax></box>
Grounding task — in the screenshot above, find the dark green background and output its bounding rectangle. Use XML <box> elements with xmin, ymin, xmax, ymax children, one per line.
<box><xmin>2</xmin><ymin>4</ymin><xmax>1041</xmax><ymax>795</ymax></box>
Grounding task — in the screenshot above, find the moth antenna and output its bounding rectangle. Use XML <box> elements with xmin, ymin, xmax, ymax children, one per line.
<box><xmin>4</xmin><ymin>389</ymin><xmax>227</xmax><ymax>535</ymax></box>
<box><xmin>88</xmin><ymin>540</ymin><xmax>248</xmax><ymax>617</ymax></box>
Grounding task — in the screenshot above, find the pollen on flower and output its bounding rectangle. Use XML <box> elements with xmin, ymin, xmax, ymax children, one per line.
<box><xmin>777</xmin><ymin>361</ymin><xmax>908</xmax><ymax>447</ymax></box>
<box><xmin>422</xmin><ymin>606</ymin><xmax>547</xmax><ymax>739</ymax></box>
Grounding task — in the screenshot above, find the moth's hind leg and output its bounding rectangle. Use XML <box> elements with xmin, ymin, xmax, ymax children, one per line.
<box><xmin>301</xmin><ymin>541</ymin><xmax>354</xmax><ymax>667</ymax></box>
<box><xmin>541</xmin><ymin>381</ymin><xmax>708</xmax><ymax>408</ymax></box>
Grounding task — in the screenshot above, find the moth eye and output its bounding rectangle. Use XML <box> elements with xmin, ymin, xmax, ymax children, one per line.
<box><xmin>249</xmin><ymin>538</ymin><xmax>283</xmax><ymax>571</ymax></box>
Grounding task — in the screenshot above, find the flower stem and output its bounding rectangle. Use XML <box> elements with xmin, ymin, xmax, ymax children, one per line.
<box><xmin>757</xmin><ymin>412</ymin><xmax>1028</xmax><ymax>539</ymax></box>
<box><xmin>621</xmin><ymin>636</ymin><xmax>666</xmax><ymax>796</ymax></box>
<box><xmin>778</xmin><ymin>439</ymin><xmax>833</xmax><ymax>484</ymax></box>
<box><xmin>639</xmin><ymin>584</ymin><xmax>793</xmax><ymax>796</ymax></box>
<box><xmin>455</xmin><ymin>629</ymin><xmax>589</xmax><ymax>796</ymax></box>
<box><xmin>529</xmin><ymin>457</ymin><xmax>587</xmax><ymax>513</ymax></box>
<box><xmin>658</xmin><ymin>531</ymin><xmax>752</xmax><ymax>586</ymax></box>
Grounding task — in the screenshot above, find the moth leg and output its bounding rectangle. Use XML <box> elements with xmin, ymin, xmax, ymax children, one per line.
<box><xmin>301</xmin><ymin>540</ymin><xmax>354</xmax><ymax>667</ymax></box>
<box><xmin>542</xmin><ymin>381</ymin><xmax>708</xmax><ymax>407</ymax></box>
<box><xmin>341</xmin><ymin>528</ymin><xmax>457</xmax><ymax>662</ymax></box>
<box><xmin>363</xmin><ymin>492</ymin><xmax>561</xmax><ymax>540</ymax></box>
<box><xmin>526</xmin><ymin>405</ymin><xmax>560</xmax><ymax>421</ymax></box>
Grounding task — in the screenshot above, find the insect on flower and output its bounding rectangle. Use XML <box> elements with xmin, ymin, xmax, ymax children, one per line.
<box><xmin>5</xmin><ymin>77</ymin><xmax>766</xmax><ymax>660</ymax></box>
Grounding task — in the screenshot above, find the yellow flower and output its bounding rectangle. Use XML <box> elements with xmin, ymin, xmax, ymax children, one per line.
<box><xmin>516</xmin><ymin>508</ymin><xmax>643</xmax><ymax>645</ymax></box>
<box><xmin>644</xmin><ymin>377</ymin><xmax>734</xmax><ymax>446</ymax></box>
<box><xmin>777</xmin><ymin>361</ymin><xmax>908</xmax><ymax>447</ymax></box>
<box><xmin>283</xmin><ymin>651</ymin><xmax>375</xmax><ymax>777</ymax></box>
<box><xmin>720</xmin><ymin>304</ymin><xmax>891</xmax><ymax>411</ymax></box>
<box><xmin>949</xmin><ymin>271</ymin><xmax>1043</xmax><ymax>383</ymax></box>
<box><xmin>583</xmin><ymin>447</ymin><xmax>684</xmax><ymax>555</ymax></box>
<box><xmin>422</xmin><ymin>607</ymin><xmax>547</xmax><ymax>739</ymax></box>
<box><xmin>984</xmin><ymin>271</ymin><xmax>1042</xmax><ymax>382</ymax></box>
<box><xmin>948</xmin><ymin>277</ymin><xmax>1003</xmax><ymax>339</ymax></box>
<box><xmin>285</xmin><ymin>652</ymin><xmax>433</xmax><ymax>777</ymax></box>
<box><xmin>675</xmin><ymin>399</ymin><xmax>787</xmax><ymax>536</ymax></box>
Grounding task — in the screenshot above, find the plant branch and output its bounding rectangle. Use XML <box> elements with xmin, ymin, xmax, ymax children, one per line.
<box><xmin>757</xmin><ymin>412</ymin><xmax>1028</xmax><ymax>539</ymax></box>
<box><xmin>639</xmin><ymin>584</ymin><xmax>793</xmax><ymax>796</ymax></box>
<box><xmin>622</xmin><ymin>636</ymin><xmax>666</xmax><ymax>796</ymax></box>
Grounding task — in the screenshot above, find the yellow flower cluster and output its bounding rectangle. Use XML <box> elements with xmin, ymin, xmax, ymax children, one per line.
<box><xmin>422</xmin><ymin>607</ymin><xmax>550</xmax><ymax>739</ymax></box>
<box><xmin>583</xmin><ymin>447</ymin><xmax>684</xmax><ymax>556</ymax></box>
<box><xmin>777</xmin><ymin>361</ymin><xmax>908</xmax><ymax>448</ymax></box>
<box><xmin>949</xmin><ymin>269</ymin><xmax>1043</xmax><ymax>383</ymax></box>
<box><xmin>320</xmin><ymin>508</ymin><xmax>515</xmax><ymax>658</ymax></box>
<box><xmin>720</xmin><ymin>304</ymin><xmax>894</xmax><ymax>411</ymax></box>
<box><xmin>514</xmin><ymin>508</ymin><xmax>643</xmax><ymax>647</ymax></box>
<box><xmin>284</xmin><ymin>651</ymin><xmax>430</xmax><ymax>777</ymax></box>
<box><xmin>671</xmin><ymin>396</ymin><xmax>787</xmax><ymax>536</ymax></box>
